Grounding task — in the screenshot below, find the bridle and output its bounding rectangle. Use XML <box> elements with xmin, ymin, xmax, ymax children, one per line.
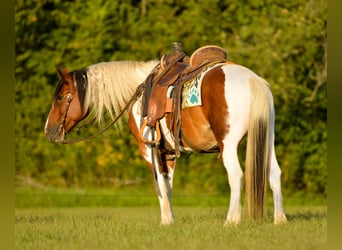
<box><xmin>57</xmin><ymin>92</ymin><xmax>74</xmax><ymax>138</ymax></box>
<box><xmin>57</xmin><ymin>75</ymin><xmax>77</xmax><ymax>140</ymax></box>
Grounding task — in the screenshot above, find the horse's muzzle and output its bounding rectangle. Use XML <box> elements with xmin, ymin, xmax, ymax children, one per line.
<box><xmin>45</xmin><ymin>124</ymin><xmax>65</xmax><ymax>143</ymax></box>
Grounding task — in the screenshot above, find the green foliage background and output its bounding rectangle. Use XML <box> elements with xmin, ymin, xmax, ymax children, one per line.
<box><xmin>15</xmin><ymin>0</ymin><xmax>327</xmax><ymax>198</ymax></box>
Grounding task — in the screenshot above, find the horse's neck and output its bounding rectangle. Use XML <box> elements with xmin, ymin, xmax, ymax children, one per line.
<box><xmin>85</xmin><ymin>60</ymin><xmax>158</xmax><ymax>122</ymax></box>
<box><xmin>87</xmin><ymin>60</ymin><xmax>156</xmax><ymax>85</ymax></box>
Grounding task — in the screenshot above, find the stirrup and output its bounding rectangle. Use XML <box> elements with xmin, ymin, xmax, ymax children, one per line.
<box><xmin>139</xmin><ymin>119</ymin><xmax>161</xmax><ymax>145</ymax></box>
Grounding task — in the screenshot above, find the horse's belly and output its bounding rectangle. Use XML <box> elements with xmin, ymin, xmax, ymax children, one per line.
<box><xmin>182</xmin><ymin>128</ymin><xmax>218</xmax><ymax>152</ymax></box>
<box><xmin>180</xmin><ymin>107</ymin><xmax>218</xmax><ymax>152</ymax></box>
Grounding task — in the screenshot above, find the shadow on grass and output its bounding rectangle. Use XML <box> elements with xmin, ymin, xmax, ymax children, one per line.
<box><xmin>286</xmin><ymin>210</ymin><xmax>327</xmax><ymax>221</ymax></box>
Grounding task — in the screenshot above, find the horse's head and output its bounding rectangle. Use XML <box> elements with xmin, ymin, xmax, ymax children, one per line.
<box><xmin>45</xmin><ymin>68</ymin><xmax>89</xmax><ymax>142</ymax></box>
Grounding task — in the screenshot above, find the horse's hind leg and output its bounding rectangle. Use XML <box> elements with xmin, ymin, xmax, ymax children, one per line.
<box><xmin>269</xmin><ymin>143</ymin><xmax>287</xmax><ymax>224</ymax></box>
<box><xmin>221</xmin><ymin>128</ymin><xmax>245</xmax><ymax>225</ymax></box>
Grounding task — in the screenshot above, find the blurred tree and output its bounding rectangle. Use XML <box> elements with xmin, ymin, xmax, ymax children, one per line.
<box><xmin>15</xmin><ymin>0</ymin><xmax>326</xmax><ymax>197</ymax></box>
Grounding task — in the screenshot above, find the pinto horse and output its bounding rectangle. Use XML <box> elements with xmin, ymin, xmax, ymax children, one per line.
<box><xmin>45</xmin><ymin>58</ymin><xmax>287</xmax><ymax>225</ymax></box>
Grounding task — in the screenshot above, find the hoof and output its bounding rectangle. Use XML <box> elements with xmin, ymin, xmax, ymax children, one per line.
<box><xmin>274</xmin><ymin>213</ymin><xmax>287</xmax><ymax>225</ymax></box>
<box><xmin>160</xmin><ymin>218</ymin><xmax>175</xmax><ymax>225</ymax></box>
<box><xmin>224</xmin><ymin>216</ymin><xmax>241</xmax><ymax>227</ymax></box>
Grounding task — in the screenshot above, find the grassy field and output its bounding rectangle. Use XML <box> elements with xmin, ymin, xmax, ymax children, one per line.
<box><xmin>15</xmin><ymin>197</ymin><xmax>326</xmax><ymax>250</ymax></box>
<box><xmin>15</xmin><ymin>206</ymin><xmax>326</xmax><ymax>250</ymax></box>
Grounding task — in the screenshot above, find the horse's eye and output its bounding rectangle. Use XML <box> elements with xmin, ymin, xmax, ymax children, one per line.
<box><xmin>56</xmin><ymin>95</ymin><xmax>63</xmax><ymax>102</ymax></box>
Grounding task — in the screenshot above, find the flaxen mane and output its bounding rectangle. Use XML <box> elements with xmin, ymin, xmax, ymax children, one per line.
<box><xmin>80</xmin><ymin>60</ymin><xmax>158</xmax><ymax>124</ymax></box>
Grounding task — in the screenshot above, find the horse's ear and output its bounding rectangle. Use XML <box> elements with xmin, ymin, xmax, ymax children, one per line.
<box><xmin>57</xmin><ymin>67</ymin><xmax>71</xmax><ymax>81</ymax></box>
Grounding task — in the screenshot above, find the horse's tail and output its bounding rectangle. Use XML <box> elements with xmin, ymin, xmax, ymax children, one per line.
<box><xmin>245</xmin><ymin>77</ymin><xmax>273</xmax><ymax>221</ymax></box>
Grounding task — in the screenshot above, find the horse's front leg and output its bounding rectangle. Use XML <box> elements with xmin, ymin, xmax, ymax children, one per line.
<box><xmin>128</xmin><ymin>105</ymin><xmax>176</xmax><ymax>224</ymax></box>
<box><xmin>152</xmin><ymin>152</ymin><xmax>176</xmax><ymax>225</ymax></box>
<box><xmin>136</xmin><ymin>141</ymin><xmax>176</xmax><ymax>224</ymax></box>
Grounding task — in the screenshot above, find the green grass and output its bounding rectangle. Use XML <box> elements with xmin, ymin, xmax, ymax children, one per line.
<box><xmin>15</xmin><ymin>187</ymin><xmax>232</xmax><ymax>208</ymax></box>
<box><xmin>15</xmin><ymin>187</ymin><xmax>327</xmax><ymax>249</ymax></box>
<box><xmin>15</xmin><ymin>206</ymin><xmax>327</xmax><ymax>250</ymax></box>
<box><xmin>15</xmin><ymin>187</ymin><xmax>326</xmax><ymax>208</ymax></box>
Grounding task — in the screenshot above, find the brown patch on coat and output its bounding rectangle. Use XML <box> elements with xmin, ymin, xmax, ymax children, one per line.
<box><xmin>198</xmin><ymin>66</ymin><xmax>229</xmax><ymax>157</ymax></box>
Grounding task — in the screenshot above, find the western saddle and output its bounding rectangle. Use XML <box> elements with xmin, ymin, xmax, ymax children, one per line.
<box><xmin>140</xmin><ymin>43</ymin><xmax>229</xmax><ymax>155</ymax></box>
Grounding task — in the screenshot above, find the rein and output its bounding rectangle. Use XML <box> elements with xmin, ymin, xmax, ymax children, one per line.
<box><xmin>60</xmin><ymin>82</ymin><xmax>146</xmax><ymax>144</ymax></box>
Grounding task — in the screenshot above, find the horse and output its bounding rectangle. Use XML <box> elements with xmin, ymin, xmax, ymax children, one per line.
<box><xmin>44</xmin><ymin>55</ymin><xmax>287</xmax><ymax>226</ymax></box>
